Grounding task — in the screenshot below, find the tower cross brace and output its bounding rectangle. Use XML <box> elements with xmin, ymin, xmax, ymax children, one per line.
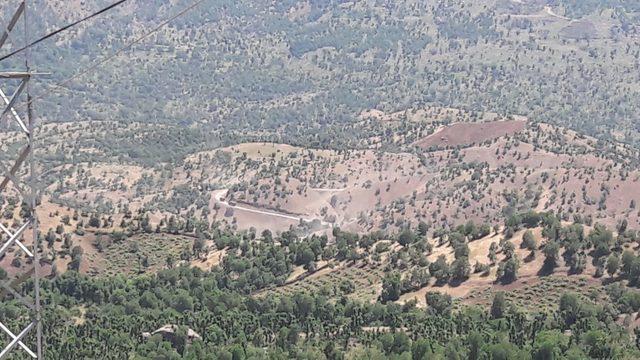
<box><xmin>0</xmin><ymin>1</ymin><xmax>43</xmax><ymax>358</ymax></box>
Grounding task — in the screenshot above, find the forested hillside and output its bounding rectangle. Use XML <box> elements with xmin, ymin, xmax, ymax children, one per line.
<box><xmin>2</xmin><ymin>0</ymin><xmax>640</xmax><ymax>358</ymax></box>
<box><xmin>2</xmin><ymin>0</ymin><xmax>640</xmax><ymax>147</ymax></box>
<box><xmin>3</xmin><ymin>212</ymin><xmax>640</xmax><ymax>358</ymax></box>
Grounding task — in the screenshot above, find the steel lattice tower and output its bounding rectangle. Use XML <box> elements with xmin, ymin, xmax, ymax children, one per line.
<box><xmin>0</xmin><ymin>1</ymin><xmax>43</xmax><ymax>358</ymax></box>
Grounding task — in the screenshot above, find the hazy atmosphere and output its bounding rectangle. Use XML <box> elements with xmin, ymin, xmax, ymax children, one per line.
<box><xmin>1</xmin><ymin>0</ymin><xmax>640</xmax><ymax>359</ymax></box>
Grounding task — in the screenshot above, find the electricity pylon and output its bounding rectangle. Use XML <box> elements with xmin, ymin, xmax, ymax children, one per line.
<box><xmin>0</xmin><ymin>1</ymin><xmax>43</xmax><ymax>358</ymax></box>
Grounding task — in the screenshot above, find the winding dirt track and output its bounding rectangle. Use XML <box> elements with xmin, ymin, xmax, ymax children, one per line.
<box><xmin>213</xmin><ymin>189</ymin><xmax>333</xmax><ymax>225</ymax></box>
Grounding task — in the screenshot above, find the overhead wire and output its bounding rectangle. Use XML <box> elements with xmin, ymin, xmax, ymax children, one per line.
<box><xmin>13</xmin><ymin>0</ymin><xmax>207</xmax><ymax>111</ymax></box>
<box><xmin>0</xmin><ymin>0</ymin><xmax>130</xmax><ymax>63</ymax></box>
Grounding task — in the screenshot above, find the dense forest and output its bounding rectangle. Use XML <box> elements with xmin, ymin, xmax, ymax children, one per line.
<box><xmin>1</xmin><ymin>211</ymin><xmax>639</xmax><ymax>358</ymax></box>
<box><xmin>24</xmin><ymin>266</ymin><xmax>640</xmax><ymax>359</ymax></box>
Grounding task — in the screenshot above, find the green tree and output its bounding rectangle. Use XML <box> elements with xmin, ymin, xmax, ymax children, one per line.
<box><xmin>622</xmin><ymin>250</ymin><xmax>635</xmax><ymax>275</ymax></box>
<box><xmin>533</xmin><ymin>330</ymin><xmax>568</xmax><ymax>360</ymax></box>
<box><xmin>430</xmin><ymin>255</ymin><xmax>451</xmax><ymax>285</ymax></box>
<box><xmin>381</xmin><ymin>272</ymin><xmax>402</xmax><ymax>303</ymax></box>
<box><xmin>417</xmin><ymin>221</ymin><xmax>429</xmax><ymax>237</ymax></box>
<box><xmin>467</xmin><ymin>332</ymin><xmax>484</xmax><ymax>360</ymax></box>
<box><xmin>543</xmin><ymin>242</ymin><xmax>560</xmax><ymax>270</ymax></box>
<box><xmin>497</xmin><ymin>257</ymin><xmax>519</xmax><ymax>284</ymax></box>
<box><xmin>451</xmin><ymin>256</ymin><xmax>470</xmax><ymax>282</ymax></box>
<box><xmin>491</xmin><ymin>292</ymin><xmax>507</xmax><ymax>319</ymax></box>
<box><xmin>502</xmin><ymin>240</ymin><xmax>515</xmax><ymax>259</ymax></box>
<box><xmin>488</xmin><ymin>242</ymin><xmax>498</xmax><ymax>264</ymax></box>
<box><xmin>88</xmin><ymin>213</ymin><xmax>101</xmax><ymax>228</ymax></box>
<box><xmin>412</xmin><ymin>338</ymin><xmax>434</xmax><ymax>360</ymax></box>
<box><xmin>522</xmin><ymin>230</ymin><xmax>536</xmax><ymax>251</ymax></box>
<box><xmin>425</xmin><ymin>291</ymin><xmax>452</xmax><ymax>316</ymax></box>
<box><xmin>398</xmin><ymin>229</ymin><xmax>415</xmax><ymax>247</ymax></box>
<box><xmin>606</xmin><ymin>254</ymin><xmax>619</xmax><ymax>277</ymax></box>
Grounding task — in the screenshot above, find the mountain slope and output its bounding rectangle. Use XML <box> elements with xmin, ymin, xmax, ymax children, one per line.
<box><xmin>1</xmin><ymin>0</ymin><xmax>640</xmax><ymax>147</ymax></box>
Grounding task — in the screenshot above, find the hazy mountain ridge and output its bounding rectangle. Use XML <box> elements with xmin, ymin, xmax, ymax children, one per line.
<box><xmin>1</xmin><ymin>0</ymin><xmax>640</xmax><ymax>148</ymax></box>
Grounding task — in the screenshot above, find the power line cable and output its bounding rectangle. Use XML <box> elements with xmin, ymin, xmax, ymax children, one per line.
<box><xmin>15</xmin><ymin>0</ymin><xmax>206</xmax><ymax>111</ymax></box>
<box><xmin>0</xmin><ymin>0</ymin><xmax>130</xmax><ymax>63</ymax></box>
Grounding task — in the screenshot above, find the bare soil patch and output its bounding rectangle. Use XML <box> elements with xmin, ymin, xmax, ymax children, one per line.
<box><xmin>415</xmin><ymin>120</ymin><xmax>527</xmax><ymax>148</ymax></box>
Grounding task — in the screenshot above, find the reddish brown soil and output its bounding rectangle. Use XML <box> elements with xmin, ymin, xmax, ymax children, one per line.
<box><xmin>415</xmin><ymin>120</ymin><xmax>527</xmax><ymax>148</ymax></box>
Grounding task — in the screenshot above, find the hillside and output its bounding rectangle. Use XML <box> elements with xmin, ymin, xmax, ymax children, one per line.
<box><xmin>23</xmin><ymin>115</ymin><xmax>640</xmax><ymax>238</ymax></box>
<box><xmin>3</xmin><ymin>0</ymin><xmax>640</xmax><ymax>358</ymax></box>
<box><xmin>1</xmin><ymin>111</ymin><xmax>639</xmax><ymax>282</ymax></box>
<box><xmin>1</xmin><ymin>0</ymin><xmax>640</xmax><ymax>148</ymax></box>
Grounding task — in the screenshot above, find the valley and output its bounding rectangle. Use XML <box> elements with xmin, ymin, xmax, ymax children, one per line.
<box><xmin>2</xmin><ymin>0</ymin><xmax>640</xmax><ymax>358</ymax></box>
<box><xmin>3</xmin><ymin>110</ymin><xmax>640</xmax><ymax>304</ymax></box>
